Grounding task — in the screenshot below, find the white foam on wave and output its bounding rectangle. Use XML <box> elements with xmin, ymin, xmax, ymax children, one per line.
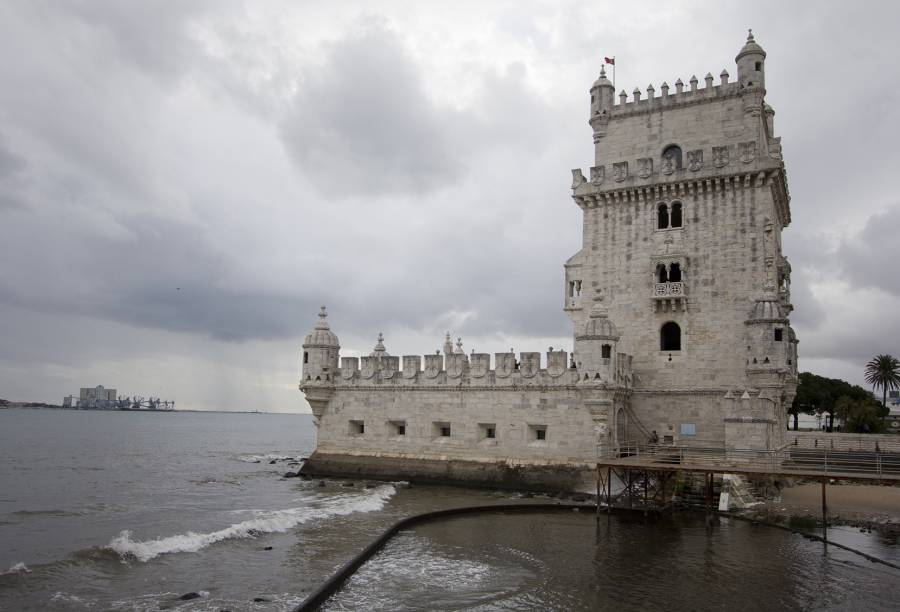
<box><xmin>2</xmin><ymin>561</ymin><xmax>31</xmax><ymax>575</ymax></box>
<box><xmin>236</xmin><ymin>453</ymin><xmax>299</xmax><ymax>463</ymax></box>
<box><xmin>108</xmin><ymin>484</ymin><xmax>396</xmax><ymax>562</ymax></box>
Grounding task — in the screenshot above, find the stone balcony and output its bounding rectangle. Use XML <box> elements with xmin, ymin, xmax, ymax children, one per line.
<box><xmin>652</xmin><ymin>282</ymin><xmax>686</xmax><ymax>312</ymax></box>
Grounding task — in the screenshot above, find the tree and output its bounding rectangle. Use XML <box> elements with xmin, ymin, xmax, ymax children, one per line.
<box><xmin>834</xmin><ymin>394</ymin><xmax>885</xmax><ymax>434</ymax></box>
<box><xmin>792</xmin><ymin>372</ymin><xmax>876</xmax><ymax>432</ymax></box>
<box><xmin>864</xmin><ymin>354</ymin><xmax>900</xmax><ymax>424</ymax></box>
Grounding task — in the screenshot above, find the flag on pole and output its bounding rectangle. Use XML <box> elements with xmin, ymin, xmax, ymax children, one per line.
<box><xmin>604</xmin><ymin>57</ymin><xmax>615</xmax><ymax>65</ymax></box>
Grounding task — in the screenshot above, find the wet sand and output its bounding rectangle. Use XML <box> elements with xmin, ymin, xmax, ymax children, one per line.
<box><xmin>778</xmin><ymin>483</ymin><xmax>900</xmax><ymax>523</ymax></box>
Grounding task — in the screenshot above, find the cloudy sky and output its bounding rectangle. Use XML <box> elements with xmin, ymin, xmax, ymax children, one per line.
<box><xmin>1</xmin><ymin>1</ymin><xmax>898</xmax><ymax>412</ymax></box>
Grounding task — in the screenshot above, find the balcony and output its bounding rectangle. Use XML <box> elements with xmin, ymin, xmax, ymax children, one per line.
<box><xmin>652</xmin><ymin>282</ymin><xmax>686</xmax><ymax>312</ymax></box>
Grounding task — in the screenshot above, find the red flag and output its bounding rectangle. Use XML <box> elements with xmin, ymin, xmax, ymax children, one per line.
<box><xmin>604</xmin><ymin>57</ymin><xmax>615</xmax><ymax>65</ymax></box>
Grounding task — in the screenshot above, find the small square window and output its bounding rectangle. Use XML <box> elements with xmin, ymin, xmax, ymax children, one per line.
<box><xmin>680</xmin><ymin>423</ymin><xmax>696</xmax><ymax>436</ymax></box>
<box><xmin>486</xmin><ymin>427</ymin><xmax>495</xmax><ymax>439</ymax></box>
<box><xmin>348</xmin><ymin>420</ymin><xmax>364</xmax><ymax>435</ymax></box>
<box><xmin>755</xmin><ymin>61</ymin><xmax>762</xmax><ymax>71</ymax></box>
<box><xmin>480</xmin><ymin>423</ymin><xmax>496</xmax><ymax>440</ymax></box>
<box><xmin>390</xmin><ymin>420</ymin><xmax>406</xmax><ymax>436</ymax></box>
<box><xmin>434</xmin><ymin>421</ymin><xmax>451</xmax><ymax>438</ymax></box>
<box><xmin>529</xmin><ymin>424</ymin><xmax>547</xmax><ymax>441</ymax></box>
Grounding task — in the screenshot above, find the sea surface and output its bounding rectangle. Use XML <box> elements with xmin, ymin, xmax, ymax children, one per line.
<box><xmin>1</xmin><ymin>408</ymin><xmax>899</xmax><ymax>611</ymax></box>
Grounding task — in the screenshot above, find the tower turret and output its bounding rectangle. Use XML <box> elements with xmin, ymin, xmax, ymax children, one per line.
<box><xmin>589</xmin><ymin>65</ymin><xmax>616</xmax><ymax>149</ymax></box>
<box><xmin>736</xmin><ymin>29</ymin><xmax>766</xmax><ymax>90</ymax></box>
<box><xmin>301</xmin><ymin>306</ymin><xmax>340</xmax><ymax>384</ymax></box>
<box><xmin>300</xmin><ymin>306</ymin><xmax>340</xmax><ymax>423</ymax></box>
<box><xmin>574</xmin><ymin>297</ymin><xmax>620</xmax><ymax>385</ymax></box>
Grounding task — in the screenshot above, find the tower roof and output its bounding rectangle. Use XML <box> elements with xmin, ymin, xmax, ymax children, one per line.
<box><xmin>736</xmin><ymin>29</ymin><xmax>766</xmax><ymax>61</ymax></box>
<box><xmin>577</xmin><ymin>299</ymin><xmax>619</xmax><ymax>340</ymax></box>
<box><xmin>748</xmin><ymin>293</ymin><xmax>787</xmax><ymax>323</ymax></box>
<box><xmin>369</xmin><ymin>332</ymin><xmax>389</xmax><ymax>357</ymax></box>
<box><xmin>592</xmin><ymin>65</ymin><xmax>614</xmax><ymax>89</ymax></box>
<box><xmin>303</xmin><ymin>305</ymin><xmax>340</xmax><ymax>348</ymax></box>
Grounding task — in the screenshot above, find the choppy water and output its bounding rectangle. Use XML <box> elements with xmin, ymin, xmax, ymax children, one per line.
<box><xmin>1</xmin><ymin>408</ymin><xmax>899</xmax><ymax>611</ymax></box>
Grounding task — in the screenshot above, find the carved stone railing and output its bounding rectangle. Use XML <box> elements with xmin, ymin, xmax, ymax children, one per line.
<box><xmin>653</xmin><ymin>282</ymin><xmax>684</xmax><ymax>297</ymax></box>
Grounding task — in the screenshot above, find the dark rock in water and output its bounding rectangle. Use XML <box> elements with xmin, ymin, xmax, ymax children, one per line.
<box><xmin>571</xmin><ymin>493</ymin><xmax>588</xmax><ymax>502</ymax></box>
<box><xmin>341</xmin><ymin>482</ymin><xmax>355</xmax><ymax>487</ymax></box>
<box><xmin>283</xmin><ymin>471</ymin><xmax>297</xmax><ymax>478</ymax></box>
<box><xmin>318</xmin><ymin>480</ymin><xmax>326</xmax><ymax>487</ymax></box>
<box><xmin>523</xmin><ymin>492</ymin><xmax>535</xmax><ymax>498</ymax></box>
<box><xmin>364</xmin><ymin>484</ymin><xmax>374</xmax><ymax>489</ymax></box>
<box><xmin>288</xmin><ymin>462</ymin><xmax>300</xmax><ymax>467</ymax></box>
<box><xmin>253</xmin><ymin>597</ymin><xmax>271</xmax><ymax>603</ymax></box>
<box><xmin>269</xmin><ymin>460</ymin><xmax>277</xmax><ymax>464</ymax></box>
<box><xmin>178</xmin><ymin>592</ymin><xmax>202</xmax><ymax>601</ymax></box>
<box><xmin>299</xmin><ymin>456</ymin><xmax>308</xmax><ymax>461</ymax></box>
<box><xmin>263</xmin><ymin>546</ymin><xmax>273</xmax><ymax>551</ymax></box>
<box><xmin>253</xmin><ymin>460</ymin><xmax>261</xmax><ymax>464</ymax></box>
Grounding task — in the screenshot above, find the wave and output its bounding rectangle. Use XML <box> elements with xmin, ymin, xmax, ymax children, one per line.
<box><xmin>236</xmin><ymin>453</ymin><xmax>302</xmax><ymax>463</ymax></box>
<box><xmin>2</xmin><ymin>562</ymin><xmax>31</xmax><ymax>575</ymax></box>
<box><xmin>108</xmin><ymin>484</ymin><xmax>397</xmax><ymax>562</ymax></box>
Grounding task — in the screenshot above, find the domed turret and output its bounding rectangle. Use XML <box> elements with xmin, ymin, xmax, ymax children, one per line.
<box><xmin>301</xmin><ymin>306</ymin><xmax>340</xmax><ymax>384</ymax></box>
<box><xmin>574</xmin><ymin>297</ymin><xmax>620</xmax><ymax>384</ymax></box>
<box><xmin>745</xmin><ymin>291</ymin><xmax>791</xmax><ymax>373</ymax></box>
<box><xmin>369</xmin><ymin>332</ymin><xmax>389</xmax><ymax>358</ymax></box>
<box><xmin>577</xmin><ymin>300</ymin><xmax>620</xmax><ymax>341</ymax></box>
<box><xmin>736</xmin><ymin>29</ymin><xmax>766</xmax><ymax>89</ymax></box>
<box><xmin>747</xmin><ymin>293</ymin><xmax>786</xmax><ymax>323</ymax></box>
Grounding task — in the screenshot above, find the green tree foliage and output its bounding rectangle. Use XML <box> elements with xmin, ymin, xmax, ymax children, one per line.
<box><xmin>791</xmin><ymin>372</ymin><xmax>885</xmax><ymax>432</ymax></box>
<box><xmin>864</xmin><ymin>354</ymin><xmax>900</xmax><ymax>423</ymax></box>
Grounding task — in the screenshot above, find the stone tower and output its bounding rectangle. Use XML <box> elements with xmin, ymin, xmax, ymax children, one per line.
<box><xmin>299</xmin><ymin>306</ymin><xmax>340</xmax><ymax>422</ymax></box>
<box><xmin>568</xmin><ymin>31</ymin><xmax>798</xmax><ymax>449</ymax></box>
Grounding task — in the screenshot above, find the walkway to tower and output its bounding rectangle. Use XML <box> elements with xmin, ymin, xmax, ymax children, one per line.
<box><xmin>594</xmin><ymin>441</ymin><xmax>900</xmax><ymax>532</ymax></box>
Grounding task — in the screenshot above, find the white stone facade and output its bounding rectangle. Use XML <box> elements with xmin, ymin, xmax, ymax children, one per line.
<box><xmin>300</xmin><ymin>32</ymin><xmax>799</xmax><ymax>483</ymax></box>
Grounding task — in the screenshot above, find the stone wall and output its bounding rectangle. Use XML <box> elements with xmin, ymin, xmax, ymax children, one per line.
<box><xmin>787</xmin><ymin>431</ymin><xmax>900</xmax><ymax>452</ymax></box>
<box><xmin>316</xmin><ymin>387</ymin><xmax>609</xmax><ymax>463</ymax></box>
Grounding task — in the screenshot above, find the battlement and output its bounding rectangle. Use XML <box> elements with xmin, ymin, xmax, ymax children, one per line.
<box><xmin>607</xmin><ymin>72</ymin><xmax>750</xmax><ymax>118</ymax></box>
<box><xmin>329</xmin><ymin>348</ymin><xmax>633</xmax><ymax>389</ymax></box>
<box><xmin>299</xmin><ymin>340</ymin><xmax>633</xmax><ymax>390</ymax></box>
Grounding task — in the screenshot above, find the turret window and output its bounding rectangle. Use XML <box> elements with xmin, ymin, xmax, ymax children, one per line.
<box><xmin>303</xmin><ymin>352</ymin><xmax>309</xmax><ymax>364</ymax></box>
<box><xmin>657</xmin><ymin>204</ymin><xmax>669</xmax><ymax>229</ymax></box>
<box><xmin>670</xmin><ymin>202</ymin><xmax>683</xmax><ymax>228</ymax></box>
<box><xmin>602</xmin><ymin>344</ymin><xmax>612</xmax><ymax>359</ymax></box>
<box><xmin>774</xmin><ymin>329</ymin><xmax>783</xmax><ymax>341</ymax></box>
<box><xmin>657</xmin><ymin>263</ymin><xmax>668</xmax><ymax>283</ymax></box>
<box><xmin>669</xmin><ymin>263</ymin><xmax>682</xmax><ymax>282</ymax></box>
<box><xmin>660</xmin><ymin>322</ymin><xmax>681</xmax><ymax>351</ymax></box>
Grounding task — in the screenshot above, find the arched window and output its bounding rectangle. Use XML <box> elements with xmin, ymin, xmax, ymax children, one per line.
<box><xmin>669</xmin><ymin>263</ymin><xmax>682</xmax><ymax>282</ymax></box>
<box><xmin>670</xmin><ymin>202</ymin><xmax>683</xmax><ymax>228</ymax></box>
<box><xmin>602</xmin><ymin>344</ymin><xmax>612</xmax><ymax>359</ymax></box>
<box><xmin>660</xmin><ymin>322</ymin><xmax>681</xmax><ymax>351</ymax></box>
<box><xmin>657</xmin><ymin>203</ymin><xmax>669</xmax><ymax>229</ymax></box>
<box><xmin>656</xmin><ymin>263</ymin><xmax>668</xmax><ymax>283</ymax></box>
<box><xmin>662</xmin><ymin>145</ymin><xmax>682</xmax><ymax>170</ymax></box>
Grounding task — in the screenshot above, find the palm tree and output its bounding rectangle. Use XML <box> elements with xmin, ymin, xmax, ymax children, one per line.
<box><xmin>864</xmin><ymin>354</ymin><xmax>900</xmax><ymax>423</ymax></box>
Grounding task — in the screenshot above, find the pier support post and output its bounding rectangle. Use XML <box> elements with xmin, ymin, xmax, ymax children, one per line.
<box><xmin>607</xmin><ymin>467</ymin><xmax>612</xmax><ymax>513</ymax></box>
<box><xmin>821</xmin><ymin>479</ymin><xmax>827</xmax><ymax>540</ymax></box>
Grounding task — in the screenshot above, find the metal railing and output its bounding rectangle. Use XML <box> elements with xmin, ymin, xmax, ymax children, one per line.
<box><xmin>603</xmin><ymin>442</ymin><xmax>900</xmax><ymax>478</ymax></box>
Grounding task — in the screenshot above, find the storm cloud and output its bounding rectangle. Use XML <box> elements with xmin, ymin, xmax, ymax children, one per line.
<box><xmin>2</xmin><ymin>0</ymin><xmax>899</xmax><ymax>410</ymax></box>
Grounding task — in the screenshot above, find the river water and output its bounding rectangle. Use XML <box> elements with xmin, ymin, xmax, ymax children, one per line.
<box><xmin>1</xmin><ymin>408</ymin><xmax>898</xmax><ymax>611</ymax></box>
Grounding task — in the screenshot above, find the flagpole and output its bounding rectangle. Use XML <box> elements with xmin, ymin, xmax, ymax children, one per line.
<box><xmin>613</xmin><ymin>56</ymin><xmax>616</xmax><ymax>89</ymax></box>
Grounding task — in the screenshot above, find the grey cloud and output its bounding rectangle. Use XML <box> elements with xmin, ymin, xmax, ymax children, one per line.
<box><xmin>281</xmin><ymin>22</ymin><xmax>469</xmax><ymax>198</ymax></box>
<box><xmin>837</xmin><ymin>205</ymin><xmax>900</xmax><ymax>297</ymax></box>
